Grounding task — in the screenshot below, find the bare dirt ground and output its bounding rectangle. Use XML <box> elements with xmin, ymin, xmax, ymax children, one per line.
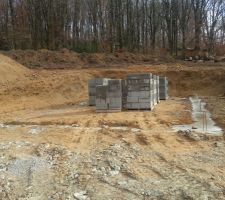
<box><xmin>0</xmin><ymin>52</ymin><xmax>225</xmax><ymax>200</ymax></box>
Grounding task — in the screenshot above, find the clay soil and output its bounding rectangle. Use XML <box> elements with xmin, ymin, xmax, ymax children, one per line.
<box><xmin>0</xmin><ymin>51</ymin><xmax>225</xmax><ymax>200</ymax></box>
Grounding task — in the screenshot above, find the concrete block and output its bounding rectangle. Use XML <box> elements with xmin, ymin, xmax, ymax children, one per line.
<box><xmin>110</xmin><ymin>97</ymin><xmax>122</xmax><ymax>104</ymax></box>
<box><xmin>127</xmin><ymin>96</ymin><xmax>139</xmax><ymax>103</ymax></box>
<box><xmin>89</xmin><ymin>96</ymin><xmax>96</xmax><ymax>106</ymax></box>
<box><xmin>139</xmin><ymin>103</ymin><xmax>151</xmax><ymax>109</ymax></box>
<box><xmin>139</xmin><ymin>91</ymin><xmax>150</xmax><ymax>97</ymax></box>
<box><xmin>122</xmin><ymin>80</ymin><xmax>127</xmax><ymax>95</ymax></box>
<box><xmin>122</xmin><ymin>80</ymin><xmax>127</xmax><ymax>107</ymax></box>
<box><xmin>108</xmin><ymin>79</ymin><xmax>122</xmax><ymax>98</ymax></box>
<box><xmin>156</xmin><ymin>77</ymin><xmax>160</xmax><ymax>103</ymax></box>
<box><xmin>159</xmin><ymin>77</ymin><xmax>166</xmax><ymax>82</ymax></box>
<box><xmin>127</xmin><ymin>73</ymin><xmax>153</xmax><ymax>79</ymax></box>
<box><xmin>158</xmin><ymin>76</ymin><xmax>168</xmax><ymax>101</ymax></box>
<box><xmin>139</xmin><ymin>98</ymin><xmax>151</xmax><ymax>103</ymax></box>
<box><xmin>109</xmin><ymin>97</ymin><xmax>122</xmax><ymax>109</ymax></box>
<box><xmin>126</xmin><ymin>100</ymin><xmax>154</xmax><ymax>110</ymax></box>
<box><xmin>96</xmin><ymin>85</ymin><xmax>108</xmax><ymax>98</ymax></box>
<box><xmin>128</xmin><ymin>103</ymin><xmax>141</xmax><ymax>109</ymax></box>
<box><xmin>88</xmin><ymin>78</ymin><xmax>111</xmax><ymax>106</ymax></box>
<box><xmin>108</xmin><ymin>93</ymin><xmax>122</xmax><ymax>98</ymax></box>
<box><xmin>95</xmin><ymin>80</ymin><xmax>122</xmax><ymax>112</ymax></box>
<box><xmin>89</xmin><ymin>90</ymin><xmax>95</xmax><ymax>96</ymax></box>
<box><xmin>95</xmin><ymin>85</ymin><xmax>108</xmax><ymax>110</ymax></box>
<box><xmin>127</xmin><ymin>91</ymin><xmax>140</xmax><ymax>97</ymax></box>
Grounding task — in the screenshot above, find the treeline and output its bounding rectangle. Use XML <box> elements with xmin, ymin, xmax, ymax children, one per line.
<box><xmin>0</xmin><ymin>0</ymin><xmax>225</xmax><ymax>56</ymax></box>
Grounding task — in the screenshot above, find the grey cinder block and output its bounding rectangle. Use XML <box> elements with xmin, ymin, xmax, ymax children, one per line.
<box><xmin>95</xmin><ymin>79</ymin><xmax>122</xmax><ymax>112</ymax></box>
<box><xmin>125</xmin><ymin>73</ymin><xmax>156</xmax><ymax>110</ymax></box>
<box><xmin>89</xmin><ymin>96</ymin><xmax>96</xmax><ymax>106</ymax></box>
<box><xmin>159</xmin><ymin>76</ymin><xmax>169</xmax><ymax>100</ymax></box>
<box><xmin>88</xmin><ymin>78</ymin><xmax>111</xmax><ymax>106</ymax></box>
<box><xmin>139</xmin><ymin>98</ymin><xmax>151</xmax><ymax>103</ymax></box>
<box><xmin>127</xmin><ymin>73</ymin><xmax>153</xmax><ymax>79</ymax></box>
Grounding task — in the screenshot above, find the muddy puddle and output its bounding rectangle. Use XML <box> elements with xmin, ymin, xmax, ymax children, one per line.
<box><xmin>173</xmin><ymin>97</ymin><xmax>224</xmax><ymax>135</ymax></box>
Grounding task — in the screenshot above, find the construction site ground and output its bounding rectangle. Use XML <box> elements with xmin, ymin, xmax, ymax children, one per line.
<box><xmin>0</xmin><ymin>51</ymin><xmax>225</xmax><ymax>200</ymax></box>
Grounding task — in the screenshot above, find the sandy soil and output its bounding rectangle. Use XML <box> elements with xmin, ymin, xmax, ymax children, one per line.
<box><xmin>0</xmin><ymin>54</ymin><xmax>30</xmax><ymax>83</ymax></box>
<box><xmin>0</xmin><ymin>52</ymin><xmax>225</xmax><ymax>199</ymax></box>
<box><xmin>1</xmin><ymin>65</ymin><xmax>225</xmax><ymax>112</ymax></box>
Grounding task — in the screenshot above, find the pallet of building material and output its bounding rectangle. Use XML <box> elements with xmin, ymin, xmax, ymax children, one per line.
<box><xmin>95</xmin><ymin>79</ymin><xmax>122</xmax><ymax>112</ymax></box>
<box><xmin>127</xmin><ymin>73</ymin><xmax>153</xmax><ymax>79</ymax></box>
<box><xmin>107</xmin><ymin>79</ymin><xmax>122</xmax><ymax>111</ymax></box>
<box><xmin>156</xmin><ymin>76</ymin><xmax>160</xmax><ymax>103</ymax></box>
<box><xmin>122</xmin><ymin>79</ymin><xmax>127</xmax><ymax>108</ymax></box>
<box><xmin>127</xmin><ymin>74</ymin><xmax>153</xmax><ymax>85</ymax></box>
<box><xmin>126</xmin><ymin>96</ymin><xmax>155</xmax><ymax>110</ymax></box>
<box><xmin>88</xmin><ymin>78</ymin><xmax>111</xmax><ymax>106</ymax></box>
<box><xmin>89</xmin><ymin>96</ymin><xmax>96</xmax><ymax>106</ymax></box>
<box><xmin>95</xmin><ymin>85</ymin><xmax>108</xmax><ymax>110</ymax></box>
<box><xmin>88</xmin><ymin>78</ymin><xmax>110</xmax><ymax>96</ymax></box>
<box><xmin>159</xmin><ymin>76</ymin><xmax>169</xmax><ymax>100</ymax></box>
<box><xmin>159</xmin><ymin>76</ymin><xmax>168</xmax><ymax>85</ymax></box>
<box><xmin>108</xmin><ymin>80</ymin><xmax>122</xmax><ymax>96</ymax></box>
<box><xmin>126</xmin><ymin>73</ymin><xmax>154</xmax><ymax>110</ymax></box>
<box><xmin>153</xmin><ymin>75</ymin><xmax>158</xmax><ymax>106</ymax></box>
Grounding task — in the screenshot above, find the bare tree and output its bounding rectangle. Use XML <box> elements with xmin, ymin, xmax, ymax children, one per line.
<box><xmin>191</xmin><ymin>0</ymin><xmax>209</xmax><ymax>50</ymax></box>
<box><xmin>0</xmin><ymin>0</ymin><xmax>225</xmax><ymax>56</ymax></box>
<box><xmin>203</xmin><ymin>0</ymin><xmax>224</xmax><ymax>54</ymax></box>
<box><xmin>179</xmin><ymin>0</ymin><xmax>191</xmax><ymax>58</ymax></box>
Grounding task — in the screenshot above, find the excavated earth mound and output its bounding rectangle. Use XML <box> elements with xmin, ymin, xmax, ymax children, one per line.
<box><xmin>0</xmin><ymin>54</ymin><xmax>29</xmax><ymax>84</ymax></box>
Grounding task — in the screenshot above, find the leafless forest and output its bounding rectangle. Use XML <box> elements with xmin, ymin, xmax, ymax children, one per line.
<box><xmin>0</xmin><ymin>0</ymin><xmax>225</xmax><ymax>56</ymax></box>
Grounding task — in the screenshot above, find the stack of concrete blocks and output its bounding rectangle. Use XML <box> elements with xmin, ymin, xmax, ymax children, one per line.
<box><xmin>122</xmin><ymin>79</ymin><xmax>128</xmax><ymax>108</ymax></box>
<box><xmin>156</xmin><ymin>76</ymin><xmax>160</xmax><ymax>103</ymax></box>
<box><xmin>88</xmin><ymin>78</ymin><xmax>110</xmax><ymax>106</ymax></box>
<box><xmin>153</xmin><ymin>75</ymin><xmax>158</xmax><ymax>106</ymax></box>
<box><xmin>88</xmin><ymin>74</ymin><xmax>168</xmax><ymax>112</ymax></box>
<box><xmin>95</xmin><ymin>85</ymin><xmax>108</xmax><ymax>110</ymax></box>
<box><xmin>107</xmin><ymin>79</ymin><xmax>123</xmax><ymax>111</ymax></box>
<box><xmin>159</xmin><ymin>76</ymin><xmax>169</xmax><ymax>100</ymax></box>
<box><xmin>126</xmin><ymin>73</ymin><xmax>154</xmax><ymax>110</ymax></box>
<box><xmin>95</xmin><ymin>79</ymin><xmax>122</xmax><ymax>112</ymax></box>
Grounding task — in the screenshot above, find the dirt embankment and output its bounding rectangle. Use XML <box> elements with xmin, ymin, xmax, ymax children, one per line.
<box><xmin>1</xmin><ymin>49</ymin><xmax>174</xmax><ymax>69</ymax></box>
<box><xmin>0</xmin><ymin>51</ymin><xmax>225</xmax><ymax>114</ymax></box>
<box><xmin>97</xmin><ymin>68</ymin><xmax>225</xmax><ymax>97</ymax></box>
<box><xmin>0</xmin><ymin>54</ymin><xmax>30</xmax><ymax>84</ymax></box>
<box><xmin>1</xmin><ymin>68</ymin><xmax>224</xmax><ymax>113</ymax></box>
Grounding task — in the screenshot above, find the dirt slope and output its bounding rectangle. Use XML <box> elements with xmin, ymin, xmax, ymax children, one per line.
<box><xmin>0</xmin><ymin>54</ymin><xmax>29</xmax><ymax>84</ymax></box>
<box><xmin>0</xmin><ymin>51</ymin><xmax>225</xmax><ymax>113</ymax></box>
<box><xmin>2</xmin><ymin>49</ymin><xmax>174</xmax><ymax>69</ymax></box>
